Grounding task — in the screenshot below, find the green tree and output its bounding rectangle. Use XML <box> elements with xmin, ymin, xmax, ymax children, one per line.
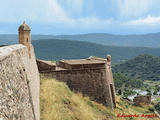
<box><xmin>113</xmin><ymin>72</ymin><xmax>143</xmax><ymax>90</ymax></box>
<box><xmin>155</xmin><ymin>85</ymin><xmax>160</xmax><ymax>91</ymax></box>
<box><xmin>118</xmin><ymin>89</ymin><xmax>122</xmax><ymax>95</ymax></box>
<box><xmin>146</xmin><ymin>89</ymin><xmax>152</xmax><ymax>95</ymax></box>
<box><xmin>155</xmin><ymin>102</ymin><xmax>160</xmax><ymax>112</ymax></box>
<box><xmin>153</xmin><ymin>90</ymin><xmax>158</xmax><ymax>95</ymax></box>
<box><xmin>123</xmin><ymin>90</ymin><xmax>135</xmax><ymax>98</ymax></box>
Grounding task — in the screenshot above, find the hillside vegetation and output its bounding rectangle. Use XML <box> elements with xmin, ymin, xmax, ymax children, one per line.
<box><xmin>113</xmin><ymin>54</ymin><xmax>160</xmax><ymax>81</ymax></box>
<box><xmin>32</xmin><ymin>39</ymin><xmax>160</xmax><ymax>64</ymax></box>
<box><xmin>113</xmin><ymin>72</ymin><xmax>144</xmax><ymax>90</ymax></box>
<box><xmin>40</xmin><ymin>75</ymin><xmax>158</xmax><ymax>120</ymax></box>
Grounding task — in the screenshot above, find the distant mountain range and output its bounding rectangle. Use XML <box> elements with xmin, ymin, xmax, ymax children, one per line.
<box><xmin>0</xmin><ymin>34</ymin><xmax>55</xmax><ymax>45</ymax></box>
<box><xmin>113</xmin><ymin>54</ymin><xmax>160</xmax><ymax>81</ymax></box>
<box><xmin>1</xmin><ymin>33</ymin><xmax>160</xmax><ymax>64</ymax></box>
<box><xmin>32</xmin><ymin>39</ymin><xmax>160</xmax><ymax>64</ymax></box>
<box><xmin>1</xmin><ymin>32</ymin><xmax>160</xmax><ymax>48</ymax></box>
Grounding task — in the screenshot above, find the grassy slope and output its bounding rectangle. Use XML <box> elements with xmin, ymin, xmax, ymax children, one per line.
<box><xmin>40</xmin><ymin>75</ymin><xmax>158</xmax><ymax>120</ymax></box>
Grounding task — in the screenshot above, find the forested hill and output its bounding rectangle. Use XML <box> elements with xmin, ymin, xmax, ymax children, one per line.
<box><xmin>50</xmin><ymin>33</ymin><xmax>160</xmax><ymax>48</ymax></box>
<box><xmin>1</xmin><ymin>32</ymin><xmax>160</xmax><ymax>48</ymax></box>
<box><xmin>32</xmin><ymin>39</ymin><xmax>160</xmax><ymax>64</ymax></box>
<box><xmin>113</xmin><ymin>54</ymin><xmax>160</xmax><ymax>81</ymax></box>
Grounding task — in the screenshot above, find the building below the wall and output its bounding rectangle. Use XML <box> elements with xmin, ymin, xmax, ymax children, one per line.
<box><xmin>133</xmin><ymin>96</ymin><xmax>151</xmax><ymax>106</ymax></box>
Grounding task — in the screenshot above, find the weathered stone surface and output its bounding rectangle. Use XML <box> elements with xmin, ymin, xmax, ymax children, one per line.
<box><xmin>133</xmin><ymin>96</ymin><xmax>151</xmax><ymax>106</ymax></box>
<box><xmin>40</xmin><ymin>57</ymin><xmax>116</xmax><ymax>109</ymax></box>
<box><xmin>55</xmin><ymin>69</ymin><xmax>107</xmax><ymax>104</ymax></box>
<box><xmin>0</xmin><ymin>44</ymin><xmax>40</xmax><ymax>120</ymax></box>
<box><xmin>36</xmin><ymin>59</ymin><xmax>56</xmax><ymax>73</ymax></box>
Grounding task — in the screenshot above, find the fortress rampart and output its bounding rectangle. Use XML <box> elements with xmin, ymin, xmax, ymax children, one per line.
<box><xmin>39</xmin><ymin>57</ymin><xmax>116</xmax><ymax>109</ymax></box>
<box><xmin>0</xmin><ymin>44</ymin><xmax>40</xmax><ymax>120</ymax></box>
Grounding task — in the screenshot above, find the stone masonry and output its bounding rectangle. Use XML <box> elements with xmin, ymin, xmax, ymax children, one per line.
<box><xmin>0</xmin><ymin>22</ymin><xmax>40</xmax><ymax>120</ymax></box>
<box><xmin>133</xmin><ymin>96</ymin><xmax>151</xmax><ymax>106</ymax></box>
<box><xmin>39</xmin><ymin>56</ymin><xmax>116</xmax><ymax>109</ymax></box>
<box><xmin>36</xmin><ymin>59</ymin><xmax>56</xmax><ymax>72</ymax></box>
<box><xmin>0</xmin><ymin>44</ymin><xmax>40</xmax><ymax>120</ymax></box>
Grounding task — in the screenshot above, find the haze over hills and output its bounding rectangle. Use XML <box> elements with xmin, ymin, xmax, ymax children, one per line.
<box><xmin>1</xmin><ymin>32</ymin><xmax>160</xmax><ymax>48</ymax></box>
<box><xmin>49</xmin><ymin>33</ymin><xmax>160</xmax><ymax>48</ymax></box>
<box><xmin>32</xmin><ymin>39</ymin><xmax>160</xmax><ymax>64</ymax></box>
<box><xmin>0</xmin><ymin>34</ymin><xmax>55</xmax><ymax>45</ymax></box>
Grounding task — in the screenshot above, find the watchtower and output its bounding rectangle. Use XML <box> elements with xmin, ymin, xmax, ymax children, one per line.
<box><xmin>18</xmin><ymin>21</ymin><xmax>31</xmax><ymax>58</ymax></box>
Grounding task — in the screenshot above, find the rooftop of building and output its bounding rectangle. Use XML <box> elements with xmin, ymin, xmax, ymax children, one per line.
<box><xmin>18</xmin><ymin>21</ymin><xmax>31</xmax><ymax>31</ymax></box>
<box><xmin>37</xmin><ymin>59</ymin><xmax>56</xmax><ymax>66</ymax></box>
<box><xmin>59</xmin><ymin>56</ymin><xmax>106</xmax><ymax>65</ymax></box>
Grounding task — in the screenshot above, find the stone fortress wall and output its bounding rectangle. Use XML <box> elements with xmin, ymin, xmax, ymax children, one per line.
<box><xmin>38</xmin><ymin>56</ymin><xmax>116</xmax><ymax>109</ymax></box>
<box><xmin>0</xmin><ymin>44</ymin><xmax>40</xmax><ymax>120</ymax></box>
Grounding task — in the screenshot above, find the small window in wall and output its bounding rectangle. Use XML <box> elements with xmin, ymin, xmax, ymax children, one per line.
<box><xmin>27</xmin><ymin>38</ymin><xmax>29</xmax><ymax>42</ymax></box>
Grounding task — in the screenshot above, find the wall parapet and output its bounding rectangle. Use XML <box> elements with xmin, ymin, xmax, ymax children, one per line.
<box><xmin>0</xmin><ymin>44</ymin><xmax>40</xmax><ymax>120</ymax></box>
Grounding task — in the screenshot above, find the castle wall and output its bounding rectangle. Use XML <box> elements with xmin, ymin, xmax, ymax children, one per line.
<box><xmin>0</xmin><ymin>44</ymin><xmax>40</xmax><ymax>120</ymax></box>
<box><xmin>36</xmin><ymin>59</ymin><xmax>56</xmax><ymax>72</ymax></box>
<box><xmin>56</xmin><ymin>69</ymin><xmax>107</xmax><ymax>104</ymax></box>
<box><xmin>44</xmin><ymin>68</ymin><xmax>114</xmax><ymax>106</ymax></box>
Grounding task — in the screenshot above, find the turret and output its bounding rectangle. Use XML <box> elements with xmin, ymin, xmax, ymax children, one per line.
<box><xmin>18</xmin><ymin>21</ymin><xmax>31</xmax><ymax>58</ymax></box>
<box><xmin>106</xmin><ymin>54</ymin><xmax>111</xmax><ymax>63</ymax></box>
<box><xmin>18</xmin><ymin>21</ymin><xmax>31</xmax><ymax>45</ymax></box>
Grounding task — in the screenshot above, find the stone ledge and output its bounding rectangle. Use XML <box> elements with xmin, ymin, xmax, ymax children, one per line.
<box><xmin>0</xmin><ymin>44</ymin><xmax>26</xmax><ymax>61</ymax></box>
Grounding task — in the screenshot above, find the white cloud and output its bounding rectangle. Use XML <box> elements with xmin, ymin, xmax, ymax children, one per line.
<box><xmin>63</xmin><ymin>0</ymin><xmax>84</xmax><ymax>15</ymax></box>
<box><xmin>71</xmin><ymin>17</ymin><xmax>115</xmax><ymax>28</ymax></box>
<box><xmin>111</xmin><ymin>0</ymin><xmax>152</xmax><ymax>19</ymax></box>
<box><xmin>122</xmin><ymin>15</ymin><xmax>160</xmax><ymax>26</ymax></box>
<box><xmin>0</xmin><ymin>0</ymin><xmax>71</xmax><ymax>23</ymax></box>
<box><xmin>0</xmin><ymin>0</ymin><xmax>115</xmax><ymax>29</ymax></box>
<box><xmin>44</xmin><ymin>0</ymin><xmax>70</xmax><ymax>22</ymax></box>
<box><xmin>1</xmin><ymin>0</ymin><xmax>160</xmax><ymax>34</ymax></box>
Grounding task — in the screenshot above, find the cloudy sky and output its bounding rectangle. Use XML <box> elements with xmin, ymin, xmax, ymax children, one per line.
<box><xmin>0</xmin><ymin>0</ymin><xmax>160</xmax><ymax>35</ymax></box>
